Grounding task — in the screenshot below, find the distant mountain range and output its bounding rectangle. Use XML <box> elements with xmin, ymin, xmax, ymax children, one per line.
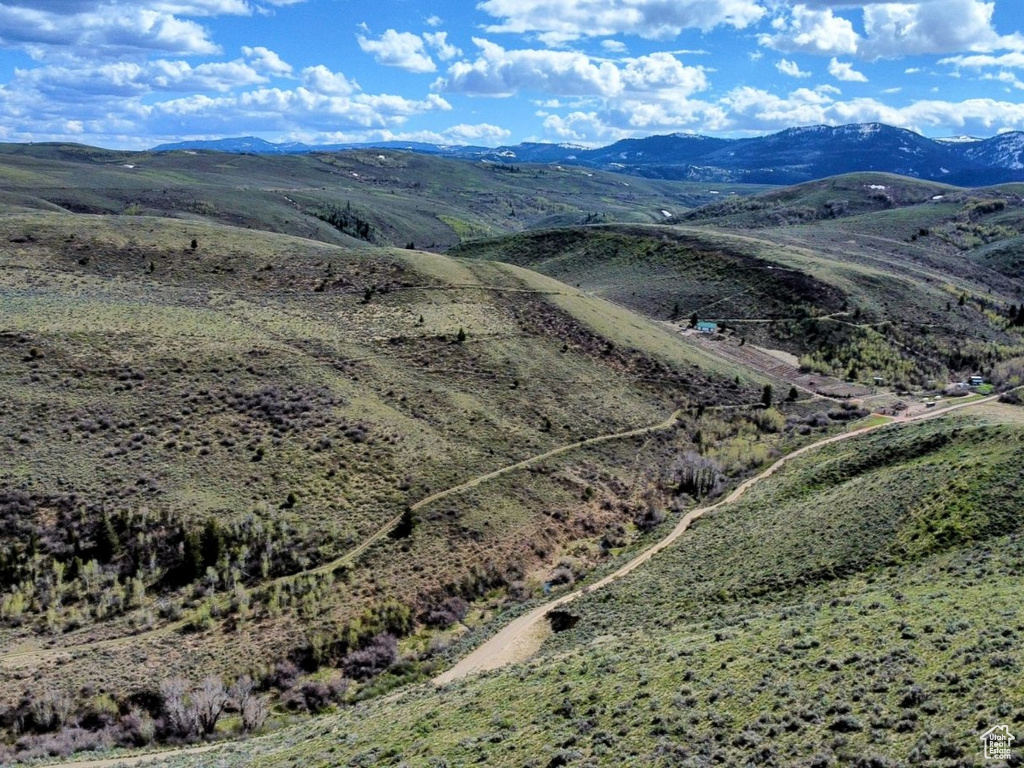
<box><xmin>153</xmin><ymin>123</ymin><xmax>1024</xmax><ymax>186</ymax></box>
<box><xmin>151</xmin><ymin>136</ymin><xmax>469</xmax><ymax>156</ymax></box>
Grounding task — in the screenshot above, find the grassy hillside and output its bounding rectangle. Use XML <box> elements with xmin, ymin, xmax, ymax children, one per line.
<box><xmin>0</xmin><ymin>144</ymin><xmax>769</xmax><ymax>251</ymax></box>
<box><xmin>146</xmin><ymin>404</ymin><xmax>1024</xmax><ymax>767</ymax></box>
<box><xmin>679</xmin><ymin>172</ymin><xmax>1024</xmax><ymax>292</ymax></box>
<box><xmin>680</xmin><ymin>172</ymin><xmax>959</xmax><ymax>228</ymax></box>
<box><xmin>456</xmin><ymin>177</ymin><xmax>1024</xmax><ymax>387</ymax></box>
<box><xmin>0</xmin><ymin>209</ymin><xmax>828</xmax><ymax>761</ymax></box>
<box><xmin>3</xmin><ymin>158</ymin><xmax>1023</xmax><ymax>766</ymax></box>
<box><xmin>455</xmin><ymin>225</ymin><xmax>848</xmax><ymax>326</ymax></box>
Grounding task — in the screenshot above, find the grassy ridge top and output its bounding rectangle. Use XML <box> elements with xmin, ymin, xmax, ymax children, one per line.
<box><xmin>680</xmin><ymin>172</ymin><xmax>960</xmax><ymax>228</ymax></box>
<box><xmin>454</xmin><ymin>224</ymin><xmax>848</xmax><ymax>325</ymax></box>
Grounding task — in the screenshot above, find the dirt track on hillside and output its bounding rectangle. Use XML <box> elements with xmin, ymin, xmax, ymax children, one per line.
<box><xmin>1</xmin><ymin>410</ymin><xmax>686</xmax><ymax>669</ymax></box>
<box><xmin>36</xmin><ymin>393</ymin><xmax>1008</xmax><ymax>768</ymax></box>
<box><xmin>432</xmin><ymin>392</ymin><xmax>1004</xmax><ymax>685</ymax></box>
<box><xmin>41</xmin><ymin>746</ymin><xmax>217</xmax><ymax>768</ymax></box>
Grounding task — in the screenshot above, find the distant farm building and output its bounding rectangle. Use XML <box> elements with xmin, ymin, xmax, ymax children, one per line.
<box><xmin>695</xmin><ymin>321</ymin><xmax>718</xmax><ymax>334</ymax></box>
<box><xmin>969</xmin><ymin>375</ymin><xmax>985</xmax><ymax>386</ymax></box>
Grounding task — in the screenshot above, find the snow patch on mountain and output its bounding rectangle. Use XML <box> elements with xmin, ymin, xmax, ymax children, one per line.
<box><xmin>151</xmin><ymin>124</ymin><xmax>1024</xmax><ymax>185</ymax></box>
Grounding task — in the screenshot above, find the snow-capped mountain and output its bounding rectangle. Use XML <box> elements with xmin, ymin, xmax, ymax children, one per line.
<box><xmin>152</xmin><ymin>137</ymin><xmax>308</xmax><ymax>154</ymax></box>
<box><xmin>958</xmin><ymin>132</ymin><xmax>1024</xmax><ymax>174</ymax></box>
<box><xmin>152</xmin><ymin>124</ymin><xmax>1024</xmax><ymax>186</ymax></box>
<box><xmin>935</xmin><ymin>135</ymin><xmax>983</xmax><ymax>144</ymax></box>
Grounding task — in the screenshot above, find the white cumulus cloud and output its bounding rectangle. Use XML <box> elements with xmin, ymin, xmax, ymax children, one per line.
<box><xmin>621</xmin><ymin>52</ymin><xmax>708</xmax><ymax>93</ymax></box>
<box><xmin>860</xmin><ymin>0</ymin><xmax>1022</xmax><ymax>58</ymax></box>
<box><xmin>300</xmin><ymin>65</ymin><xmax>358</xmax><ymax>96</ymax></box>
<box><xmin>357</xmin><ymin>29</ymin><xmax>437</xmax><ymax>73</ymax></box>
<box><xmin>423</xmin><ymin>32</ymin><xmax>462</xmax><ymax>61</ymax></box>
<box><xmin>0</xmin><ymin>1</ymin><xmax>263</xmax><ymax>58</ymax></box>
<box><xmin>541</xmin><ymin>96</ymin><xmax>729</xmax><ymax>143</ymax></box>
<box><xmin>828</xmin><ymin>57</ymin><xmax>867</xmax><ymax>82</ymax></box>
<box><xmin>12</xmin><ymin>49</ymin><xmax>293</xmax><ymax>99</ymax></box>
<box><xmin>776</xmin><ymin>58</ymin><xmax>811</xmax><ymax>78</ymax></box>
<box><xmin>477</xmin><ymin>0</ymin><xmax>765</xmax><ymax>45</ymax></box>
<box><xmin>723</xmin><ymin>85</ymin><xmax>837</xmax><ymax>129</ymax></box>
<box><xmin>940</xmin><ymin>51</ymin><xmax>1024</xmax><ymax>69</ymax></box>
<box><xmin>436</xmin><ymin>40</ymin><xmax>707</xmax><ymax>99</ymax></box>
<box><xmin>442</xmin><ymin>122</ymin><xmax>511</xmax><ymax>143</ymax></box>
<box><xmin>437</xmin><ymin>39</ymin><xmax>623</xmax><ymax>97</ymax></box>
<box><xmin>760</xmin><ymin>6</ymin><xmax>859</xmax><ymax>56</ymax></box>
<box><xmin>242</xmin><ymin>45</ymin><xmax>292</xmax><ymax>76</ymax></box>
<box><xmin>763</xmin><ymin>0</ymin><xmax>1024</xmax><ymax>60</ymax></box>
<box><xmin>152</xmin><ymin>86</ymin><xmax>450</xmax><ymax>135</ymax></box>
<box><xmin>709</xmin><ymin>82</ymin><xmax>1024</xmax><ymax>137</ymax></box>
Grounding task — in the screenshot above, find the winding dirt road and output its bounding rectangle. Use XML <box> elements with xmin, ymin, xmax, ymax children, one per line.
<box><xmin>36</xmin><ymin>392</ymin><xmax>1008</xmax><ymax>768</ymax></box>
<box><xmin>39</xmin><ymin>745</ymin><xmax>217</xmax><ymax>768</ymax></box>
<box><xmin>433</xmin><ymin>392</ymin><xmax>1005</xmax><ymax>685</ymax></box>
<box><xmin>0</xmin><ymin>409</ymin><xmax>686</xmax><ymax>669</ymax></box>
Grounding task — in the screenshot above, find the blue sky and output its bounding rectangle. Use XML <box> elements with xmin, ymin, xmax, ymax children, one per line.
<box><xmin>0</xmin><ymin>0</ymin><xmax>1023</xmax><ymax>148</ymax></box>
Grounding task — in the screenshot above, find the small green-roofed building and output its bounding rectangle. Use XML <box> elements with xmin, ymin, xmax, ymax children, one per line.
<box><xmin>696</xmin><ymin>321</ymin><xmax>718</xmax><ymax>334</ymax></box>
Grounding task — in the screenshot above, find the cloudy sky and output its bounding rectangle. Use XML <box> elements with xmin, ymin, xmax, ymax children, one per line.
<box><xmin>0</xmin><ymin>0</ymin><xmax>1023</xmax><ymax>148</ymax></box>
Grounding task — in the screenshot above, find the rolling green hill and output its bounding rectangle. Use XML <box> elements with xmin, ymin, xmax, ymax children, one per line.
<box><xmin>142</xmin><ymin>403</ymin><xmax>1024</xmax><ymax>767</ymax></box>
<box><xmin>454</xmin><ymin>224</ymin><xmax>849</xmax><ymax>326</ymax></box>
<box><xmin>457</xmin><ymin>175</ymin><xmax>1024</xmax><ymax>388</ymax></box>
<box><xmin>2</xmin><ymin>155</ymin><xmax>1023</xmax><ymax>766</ymax></box>
<box><xmin>0</xmin><ymin>209</ymin><xmax>816</xmax><ymax>762</ymax></box>
<box><xmin>680</xmin><ymin>172</ymin><xmax>960</xmax><ymax>228</ymax></box>
<box><xmin>0</xmin><ymin>143</ymin><xmax>769</xmax><ymax>252</ymax></box>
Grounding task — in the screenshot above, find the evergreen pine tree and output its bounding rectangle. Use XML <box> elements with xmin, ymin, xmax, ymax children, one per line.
<box><xmin>201</xmin><ymin>519</ymin><xmax>225</xmax><ymax>570</ymax></box>
<box><xmin>391</xmin><ymin>507</ymin><xmax>418</xmax><ymax>539</ymax></box>
<box><xmin>182</xmin><ymin>529</ymin><xmax>203</xmax><ymax>584</ymax></box>
<box><xmin>96</xmin><ymin>514</ymin><xmax>121</xmax><ymax>564</ymax></box>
